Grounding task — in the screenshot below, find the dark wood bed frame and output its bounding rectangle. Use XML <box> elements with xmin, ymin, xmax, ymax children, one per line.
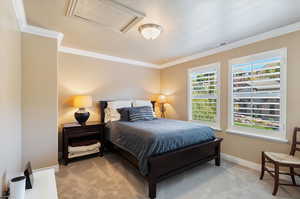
<box><xmin>99</xmin><ymin>101</ymin><xmax>223</xmax><ymax>199</ymax></box>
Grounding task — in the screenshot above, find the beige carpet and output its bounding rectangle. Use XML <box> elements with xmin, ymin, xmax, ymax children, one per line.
<box><xmin>56</xmin><ymin>154</ymin><xmax>300</xmax><ymax>199</ymax></box>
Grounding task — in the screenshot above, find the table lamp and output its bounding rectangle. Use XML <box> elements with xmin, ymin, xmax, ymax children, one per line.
<box><xmin>157</xmin><ymin>95</ymin><xmax>167</xmax><ymax>118</ymax></box>
<box><xmin>73</xmin><ymin>95</ymin><xmax>92</xmax><ymax>125</ymax></box>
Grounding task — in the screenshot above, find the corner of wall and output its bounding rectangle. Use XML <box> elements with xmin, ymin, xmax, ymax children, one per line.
<box><xmin>21</xmin><ymin>33</ymin><xmax>59</xmax><ymax>169</ymax></box>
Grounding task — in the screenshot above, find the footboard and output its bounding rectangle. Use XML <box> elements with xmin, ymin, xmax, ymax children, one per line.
<box><xmin>147</xmin><ymin>138</ymin><xmax>222</xmax><ymax>199</ymax></box>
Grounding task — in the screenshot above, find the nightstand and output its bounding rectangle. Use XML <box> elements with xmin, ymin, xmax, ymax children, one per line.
<box><xmin>62</xmin><ymin>121</ymin><xmax>105</xmax><ymax>165</ymax></box>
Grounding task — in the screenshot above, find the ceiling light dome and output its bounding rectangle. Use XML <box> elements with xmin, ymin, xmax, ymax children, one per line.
<box><xmin>139</xmin><ymin>23</ymin><xmax>163</xmax><ymax>40</ymax></box>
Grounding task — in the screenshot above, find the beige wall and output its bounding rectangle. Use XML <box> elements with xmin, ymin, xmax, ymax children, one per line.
<box><xmin>58</xmin><ymin>53</ymin><xmax>160</xmax><ymax>125</ymax></box>
<box><xmin>0</xmin><ymin>0</ymin><xmax>22</xmax><ymax>194</ymax></box>
<box><xmin>22</xmin><ymin>33</ymin><xmax>58</xmax><ymax>169</ymax></box>
<box><xmin>161</xmin><ymin>31</ymin><xmax>300</xmax><ymax>164</ymax></box>
<box><xmin>2</xmin><ymin>0</ymin><xmax>299</xmax><ymax>183</ymax></box>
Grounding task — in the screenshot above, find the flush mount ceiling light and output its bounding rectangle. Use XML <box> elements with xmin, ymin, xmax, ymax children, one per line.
<box><xmin>138</xmin><ymin>23</ymin><xmax>163</xmax><ymax>40</ymax></box>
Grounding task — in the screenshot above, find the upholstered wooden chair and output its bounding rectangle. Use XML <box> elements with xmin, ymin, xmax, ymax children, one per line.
<box><xmin>260</xmin><ymin>127</ymin><xmax>300</xmax><ymax>195</ymax></box>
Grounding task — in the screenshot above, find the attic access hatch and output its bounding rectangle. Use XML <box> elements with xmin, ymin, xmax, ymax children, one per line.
<box><xmin>66</xmin><ymin>0</ymin><xmax>145</xmax><ymax>33</ymax></box>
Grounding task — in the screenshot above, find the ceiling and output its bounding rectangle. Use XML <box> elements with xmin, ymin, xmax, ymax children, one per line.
<box><xmin>24</xmin><ymin>0</ymin><xmax>300</xmax><ymax>65</ymax></box>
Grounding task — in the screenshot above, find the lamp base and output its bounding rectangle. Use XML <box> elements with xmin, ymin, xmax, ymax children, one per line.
<box><xmin>160</xmin><ymin>103</ymin><xmax>166</xmax><ymax>118</ymax></box>
<box><xmin>74</xmin><ymin>109</ymin><xmax>90</xmax><ymax>125</ymax></box>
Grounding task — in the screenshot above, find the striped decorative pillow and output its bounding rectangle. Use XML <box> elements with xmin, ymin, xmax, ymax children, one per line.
<box><xmin>129</xmin><ymin>106</ymin><xmax>154</xmax><ymax>122</ymax></box>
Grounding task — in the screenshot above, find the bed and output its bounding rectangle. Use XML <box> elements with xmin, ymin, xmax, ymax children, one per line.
<box><xmin>99</xmin><ymin>100</ymin><xmax>223</xmax><ymax>199</ymax></box>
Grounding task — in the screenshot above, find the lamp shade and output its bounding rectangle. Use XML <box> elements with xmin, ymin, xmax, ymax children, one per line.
<box><xmin>157</xmin><ymin>95</ymin><xmax>167</xmax><ymax>103</ymax></box>
<box><xmin>73</xmin><ymin>95</ymin><xmax>92</xmax><ymax>108</ymax></box>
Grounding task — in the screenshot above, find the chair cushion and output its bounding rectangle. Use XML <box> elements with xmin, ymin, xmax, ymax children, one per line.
<box><xmin>265</xmin><ymin>152</ymin><xmax>300</xmax><ymax>165</ymax></box>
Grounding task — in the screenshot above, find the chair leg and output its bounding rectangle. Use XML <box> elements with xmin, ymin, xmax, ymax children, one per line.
<box><xmin>260</xmin><ymin>152</ymin><xmax>265</xmax><ymax>180</ymax></box>
<box><xmin>290</xmin><ymin>167</ymin><xmax>297</xmax><ymax>185</ymax></box>
<box><xmin>272</xmin><ymin>164</ymin><xmax>279</xmax><ymax>196</ymax></box>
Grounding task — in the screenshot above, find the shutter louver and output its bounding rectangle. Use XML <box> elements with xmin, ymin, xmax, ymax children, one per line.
<box><xmin>191</xmin><ymin>69</ymin><xmax>218</xmax><ymax>123</ymax></box>
<box><xmin>231</xmin><ymin>57</ymin><xmax>281</xmax><ymax>131</ymax></box>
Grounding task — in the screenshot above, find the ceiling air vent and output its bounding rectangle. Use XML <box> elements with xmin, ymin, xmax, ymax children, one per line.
<box><xmin>66</xmin><ymin>0</ymin><xmax>145</xmax><ymax>33</ymax></box>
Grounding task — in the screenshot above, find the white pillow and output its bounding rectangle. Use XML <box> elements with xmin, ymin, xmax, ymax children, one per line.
<box><xmin>104</xmin><ymin>108</ymin><xmax>121</xmax><ymax>123</ymax></box>
<box><xmin>133</xmin><ymin>100</ymin><xmax>156</xmax><ymax>118</ymax></box>
<box><xmin>107</xmin><ymin>100</ymin><xmax>132</xmax><ymax>109</ymax></box>
<box><xmin>133</xmin><ymin>100</ymin><xmax>152</xmax><ymax>107</ymax></box>
<box><xmin>105</xmin><ymin>100</ymin><xmax>132</xmax><ymax>122</ymax></box>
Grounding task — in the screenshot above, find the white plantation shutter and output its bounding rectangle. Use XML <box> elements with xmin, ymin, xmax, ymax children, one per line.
<box><xmin>228</xmin><ymin>49</ymin><xmax>287</xmax><ymax>139</ymax></box>
<box><xmin>188</xmin><ymin>63</ymin><xmax>220</xmax><ymax>128</ymax></box>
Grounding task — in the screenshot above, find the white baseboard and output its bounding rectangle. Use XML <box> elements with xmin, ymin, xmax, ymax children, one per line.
<box><xmin>34</xmin><ymin>164</ymin><xmax>59</xmax><ymax>173</ymax></box>
<box><xmin>221</xmin><ymin>153</ymin><xmax>260</xmax><ymax>171</ymax></box>
<box><xmin>221</xmin><ymin>153</ymin><xmax>300</xmax><ymax>183</ymax></box>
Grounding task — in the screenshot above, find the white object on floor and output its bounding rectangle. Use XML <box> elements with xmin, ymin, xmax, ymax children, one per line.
<box><xmin>25</xmin><ymin>168</ymin><xmax>58</xmax><ymax>199</ymax></box>
<box><xmin>9</xmin><ymin>176</ymin><xmax>26</xmax><ymax>199</ymax></box>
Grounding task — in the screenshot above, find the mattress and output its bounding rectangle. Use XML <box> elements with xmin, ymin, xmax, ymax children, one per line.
<box><xmin>106</xmin><ymin>118</ymin><xmax>215</xmax><ymax>175</ymax></box>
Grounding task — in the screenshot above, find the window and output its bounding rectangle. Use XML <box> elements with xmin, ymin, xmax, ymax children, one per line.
<box><xmin>228</xmin><ymin>48</ymin><xmax>287</xmax><ymax>140</ymax></box>
<box><xmin>188</xmin><ymin>63</ymin><xmax>220</xmax><ymax>129</ymax></box>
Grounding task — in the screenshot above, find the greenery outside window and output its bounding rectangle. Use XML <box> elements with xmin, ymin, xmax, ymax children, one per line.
<box><xmin>187</xmin><ymin>63</ymin><xmax>221</xmax><ymax>129</ymax></box>
<box><xmin>228</xmin><ymin>48</ymin><xmax>287</xmax><ymax>140</ymax></box>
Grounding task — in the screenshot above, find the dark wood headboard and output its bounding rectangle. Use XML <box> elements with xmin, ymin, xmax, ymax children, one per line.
<box><xmin>99</xmin><ymin>100</ymin><xmax>156</xmax><ymax>123</ymax></box>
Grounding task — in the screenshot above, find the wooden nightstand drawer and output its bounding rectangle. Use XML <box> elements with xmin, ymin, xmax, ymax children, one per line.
<box><xmin>64</xmin><ymin>124</ymin><xmax>101</xmax><ymax>132</ymax></box>
<box><xmin>64</xmin><ymin>127</ymin><xmax>100</xmax><ymax>134</ymax></box>
<box><xmin>62</xmin><ymin>121</ymin><xmax>105</xmax><ymax>165</ymax></box>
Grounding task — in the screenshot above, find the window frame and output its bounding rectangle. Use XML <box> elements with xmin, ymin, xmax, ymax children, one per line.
<box><xmin>187</xmin><ymin>62</ymin><xmax>221</xmax><ymax>130</ymax></box>
<box><xmin>227</xmin><ymin>48</ymin><xmax>287</xmax><ymax>140</ymax></box>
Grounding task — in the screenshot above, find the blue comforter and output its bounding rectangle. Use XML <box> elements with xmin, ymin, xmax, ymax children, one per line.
<box><xmin>107</xmin><ymin>118</ymin><xmax>215</xmax><ymax>175</ymax></box>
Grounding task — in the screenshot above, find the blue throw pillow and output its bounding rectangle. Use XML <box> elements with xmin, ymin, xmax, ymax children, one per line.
<box><xmin>129</xmin><ymin>106</ymin><xmax>154</xmax><ymax>122</ymax></box>
<box><xmin>117</xmin><ymin>107</ymin><xmax>131</xmax><ymax>121</ymax></box>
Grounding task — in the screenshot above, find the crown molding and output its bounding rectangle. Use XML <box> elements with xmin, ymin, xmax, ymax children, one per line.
<box><xmin>22</xmin><ymin>25</ymin><xmax>64</xmax><ymax>45</ymax></box>
<box><xmin>160</xmin><ymin>21</ymin><xmax>300</xmax><ymax>68</ymax></box>
<box><xmin>12</xmin><ymin>0</ymin><xmax>159</xmax><ymax>68</ymax></box>
<box><xmin>12</xmin><ymin>0</ymin><xmax>64</xmax><ymax>46</ymax></box>
<box><xmin>12</xmin><ymin>0</ymin><xmax>300</xmax><ymax>69</ymax></box>
<box><xmin>12</xmin><ymin>0</ymin><xmax>27</xmax><ymax>30</ymax></box>
<box><xmin>59</xmin><ymin>47</ymin><xmax>160</xmax><ymax>68</ymax></box>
